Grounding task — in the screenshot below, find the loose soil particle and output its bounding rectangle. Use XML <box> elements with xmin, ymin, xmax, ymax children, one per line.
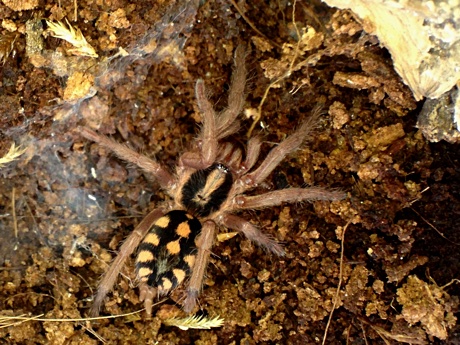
<box><xmin>0</xmin><ymin>0</ymin><xmax>459</xmax><ymax>344</ymax></box>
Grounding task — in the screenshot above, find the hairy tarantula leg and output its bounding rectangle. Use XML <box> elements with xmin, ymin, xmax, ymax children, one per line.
<box><xmin>195</xmin><ymin>79</ymin><xmax>218</xmax><ymax>167</ymax></box>
<box><xmin>221</xmin><ymin>214</ymin><xmax>285</xmax><ymax>256</ymax></box>
<box><xmin>216</xmin><ymin>142</ymin><xmax>243</xmax><ymax>173</ymax></box>
<box><xmin>240</xmin><ymin>108</ymin><xmax>321</xmax><ymax>189</ymax></box>
<box><xmin>179</xmin><ymin>152</ymin><xmax>205</xmax><ymax>170</ymax></box>
<box><xmin>216</xmin><ymin>45</ymin><xmax>247</xmax><ymax>138</ymax></box>
<box><xmin>234</xmin><ymin>187</ymin><xmax>346</xmax><ymax>210</ymax></box>
<box><xmin>215</xmin><ymin>120</ymin><xmax>241</xmax><ymax>140</ymax></box>
<box><xmin>138</xmin><ymin>283</ymin><xmax>156</xmax><ymax>316</ymax></box>
<box><xmin>89</xmin><ymin>208</ymin><xmax>164</xmax><ymax>317</ymax></box>
<box><xmin>238</xmin><ymin>136</ymin><xmax>262</xmax><ymax>175</ymax></box>
<box><xmin>183</xmin><ymin>220</ymin><xmax>216</xmax><ymax>313</ymax></box>
<box><xmin>79</xmin><ymin>127</ymin><xmax>174</xmax><ymax>190</ymax></box>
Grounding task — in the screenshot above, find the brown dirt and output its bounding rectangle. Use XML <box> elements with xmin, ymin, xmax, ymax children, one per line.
<box><xmin>0</xmin><ymin>0</ymin><xmax>459</xmax><ymax>344</ymax></box>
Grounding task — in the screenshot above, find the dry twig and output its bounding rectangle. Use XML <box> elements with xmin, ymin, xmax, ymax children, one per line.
<box><xmin>12</xmin><ymin>187</ymin><xmax>18</xmax><ymax>241</ymax></box>
<box><xmin>322</xmin><ymin>220</ymin><xmax>352</xmax><ymax>345</ymax></box>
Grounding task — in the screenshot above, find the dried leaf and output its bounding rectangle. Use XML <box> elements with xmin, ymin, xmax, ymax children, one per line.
<box><xmin>163</xmin><ymin>314</ymin><xmax>224</xmax><ymax>330</ymax></box>
<box><xmin>46</xmin><ymin>19</ymin><xmax>98</xmax><ymax>58</ymax></box>
<box><xmin>0</xmin><ymin>32</ymin><xmax>19</xmax><ymax>65</ymax></box>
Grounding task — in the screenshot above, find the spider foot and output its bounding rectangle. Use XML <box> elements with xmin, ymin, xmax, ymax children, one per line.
<box><xmin>182</xmin><ymin>288</ymin><xmax>199</xmax><ymax>313</ymax></box>
<box><xmin>139</xmin><ymin>283</ymin><xmax>157</xmax><ymax>316</ymax></box>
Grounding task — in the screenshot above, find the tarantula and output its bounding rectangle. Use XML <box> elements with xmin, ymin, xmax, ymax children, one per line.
<box><xmin>80</xmin><ymin>46</ymin><xmax>345</xmax><ymax>317</ymax></box>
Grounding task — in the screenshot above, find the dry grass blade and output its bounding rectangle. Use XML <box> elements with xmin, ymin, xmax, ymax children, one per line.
<box><xmin>0</xmin><ymin>143</ymin><xmax>27</xmax><ymax>168</ymax></box>
<box><xmin>0</xmin><ymin>300</ymin><xmax>166</xmax><ymax>328</ymax></box>
<box><xmin>0</xmin><ymin>308</ymin><xmax>144</xmax><ymax>329</ymax></box>
<box><xmin>0</xmin><ymin>308</ymin><xmax>221</xmax><ymax>333</ymax></box>
<box><xmin>0</xmin><ymin>314</ymin><xmax>44</xmax><ymax>329</ymax></box>
<box><xmin>46</xmin><ymin>18</ymin><xmax>98</xmax><ymax>58</ymax></box>
<box><xmin>163</xmin><ymin>314</ymin><xmax>224</xmax><ymax>330</ymax></box>
<box><xmin>0</xmin><ymin>31</ymin><xmax>19</xmax><ymax>65</ymax></box>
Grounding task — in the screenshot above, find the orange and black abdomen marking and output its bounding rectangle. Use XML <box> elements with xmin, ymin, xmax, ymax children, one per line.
<box><xmin>136</xmin><ymin>210</ymin><xmax>201</xmax><ymax>294</ymax></box>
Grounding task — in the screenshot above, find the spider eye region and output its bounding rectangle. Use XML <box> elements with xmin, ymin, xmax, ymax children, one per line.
<box><xmin>181</xmin><ymin>163</ymin><xmax>233</xmax><ymax>217</ymax></box>
<box><xmin>136</xmin><ymin>210</ymin><xmax>201</xmax><ymax>294</ymax></box>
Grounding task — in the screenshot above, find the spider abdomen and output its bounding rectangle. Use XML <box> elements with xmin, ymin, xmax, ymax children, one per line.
<box><xmin>136</xmin><ymin>210</ymin><xmax>201</xmax><ymax>294</ymax></box>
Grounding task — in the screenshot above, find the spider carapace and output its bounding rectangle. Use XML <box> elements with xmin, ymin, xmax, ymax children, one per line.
<box><xmin>80</xmin><ymin>46</ymin><xmax>346</xmax><ymax>317</ymax></box>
